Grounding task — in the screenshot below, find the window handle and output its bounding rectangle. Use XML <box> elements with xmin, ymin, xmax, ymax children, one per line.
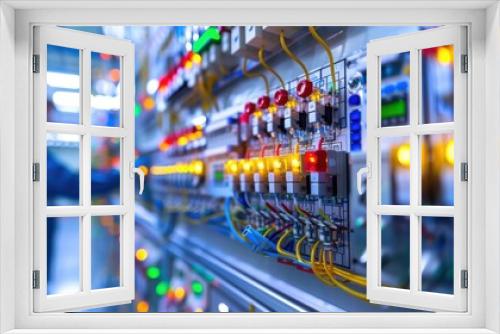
<box><xmin>131</xmin><ymin>165</ymin><xmax>145</xmax><ymax>195</ymax></box>
<box><xmin>356</xmin><ymin>163</ymin><xmax>371</xmax><ymax>195</ymax></box>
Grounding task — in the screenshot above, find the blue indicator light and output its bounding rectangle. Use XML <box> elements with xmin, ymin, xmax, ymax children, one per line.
<box><xmin>351</xmin><ymin>133</ymin><xmax>361</xmax><ymax>142</ymax></box>
<box><xmin>348</xmin><ymin>94</ymin><xmax>361</xmax><ymax>106</ymax></box>
<box><xmin>351</xmin><ymin>143</ymin><xmax>362</xmax><ymax>151</ymax></box>
<box><xmin>350</xmin><ymin>110</ymin><xmax>361</xmax><ymax>121</ymax></box>
<box><xmin>350</xmin><ymin>123</ymin><xmax>361</xmax><ymax>132</ymax></box>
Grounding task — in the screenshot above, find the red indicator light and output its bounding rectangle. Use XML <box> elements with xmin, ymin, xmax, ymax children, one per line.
<box><xmin>257</xmin><ymin>95</ymin><xmax>271</xmax><ymax>109</ymax></box>
<box><xmin>274</xmin><ymin>89</ymin><xmax>289</xmax><ymax>106</ymax></box>
<box><xmin>244</xmin><ymin>102</ymin><xmax>257</xmax><ymax>115</ymax></box>
<box><xmin>297</xmin><ymin>79</ymin><xmax>313</xmax><ymax>98</ymax></box>
<box><xmin>304</xmin><ymin>150</ymin><xmax>327</xmax><ymax>172</ymax></box>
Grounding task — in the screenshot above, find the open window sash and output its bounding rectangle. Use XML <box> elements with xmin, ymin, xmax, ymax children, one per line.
<box><xmin>33</xmin><ymin>26</ymin><xmax>136</xmax><ymax>312</ymax></box>
<box><xmin>365</xmin><ymin>25</ymin><xmax>467</xmax><ymax>312</ymax></box>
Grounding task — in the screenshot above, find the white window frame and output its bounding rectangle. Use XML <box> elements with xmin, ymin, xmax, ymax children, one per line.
<box><xmin>366</xmin><ymin>26</ymin><xmax>467</xmax><ymax>312</ymax></box>
<box><xmin>0</xmin><ymin>2</ymin><xmax>498</xmax><ymax>334</ymax></box>
<box><xmin>32</xmin><ymin>26</ymin><xmax>136</xmax><ymax>312</ymax></box>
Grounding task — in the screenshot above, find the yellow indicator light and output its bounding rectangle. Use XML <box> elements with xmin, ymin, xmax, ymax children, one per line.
<box><xmin>286</xmin><ymin>98</ymin><xmax>297</xmax><ymax>110</ymax></box>
<box><xmin>396</xmin><ymin>143</ymin><xmax>411</xmax><ymax>168</ymax></box>
<box><xmin>136</xmin><ymin>300</ymin><xmax>150</xmax><ymax>313</ymax></box>
<box><xmin>191</xmin><ymin>160</ymin><xmax>204</xmax><ymax>176</ymax></box>
<box><xmin>174</xmin><ymin>287</ymin><xmax>186</xmax><ymax>300</ymax></box>
<box><xmin>268</xmin><ymin>104</ymin><xmax>277</xmax><ymax>114</ymax></box>
<box><xmin>143</xmin><ymin>97</ymin><xmax>155</xmax><ymax>111</ymax></box>
<box><xmin>272</xmin><ymin>158</ymin><xmax>284</xmax><ymax>172</ymax></box>
<box><xmin>437</xmin><ymin>46</ymin><xmax>453</xmax><ymax>65</ymax></box>
<box><xmin>192</xmin><ymin>53</ymin><xmax>202</xmax><ymax>64</ymax></box>
<box><xmin>255</xmin><ymin>159</ymin><xmax>267</xmax><ymax>173</ymax></box>
<box><xmin>445</xmin><ymin>139</ymin><xmax>454</xmax><ymax>165</ymax></box>
<box><xmin>135</xmin><ymin>248</ymin><xmax>148</xmax><ymax>262</ymax></box>
<box><xmin>289</xmin><ymin>154</ymin><xmax>302</xmax><ymax>173</ymax></box>
<box><xmin>177</xmin><ymin>136</ymin><xmax>188</xmax><ymax>146</ymax></box>
<box><xmin>225</xmin><ymin>160</ymin><xmax>239</xmax><ymax>175</ymax></box>
<box><xmin>253</xmin><ymin>110</ymin><xmax>263</xmax><ymax>119</ymax></box>
<box><xmin>310</xmin><ymin>89</ymin><xmax>322</xmax><ymax>102</ymax></box>
<box><xmin>194</xmin><ymin>307</ymin><xmax>204</xmax><ymax>312</ymax></box>
<box><xmin>242</xmin><ymin>160</ymin><xmax>253</xmax><ymax>174</ymax></box>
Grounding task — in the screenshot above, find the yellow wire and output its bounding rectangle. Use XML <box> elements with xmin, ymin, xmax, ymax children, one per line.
<box><xmin>308</xmin><ymin>26</ymin><xmax>336</xmax><ymax>93</ymax></box>
<box><xmin>310</xmin><ymin>241</ymin><xmax>334</xmax><ymax>286</ymax></box>
<box><xmin>258</xmin><ymin>48</ymin><xmax>286</xmax><ymax>90</ymax></box>
<box><xmin>263</xmin><ymin>226</ymin><xmax>275</xmax><ymax>237</ymax></box>
<box><xmin>295</xmin><ymin>235</ymin><xmax>308</xmax><ymax>264</ymax></box>
<box><xmin>276</xmin><ymin>229</ymin><xmax>297</xmax><ymax>259</ymax></box>
<box><xmin>322</xmin><ymin>249</ymin><xmax>367</xmax><ymax>300</ymax></box>
<box><xmin>243</xmin><ymin>57</ymin><xmax>270</xmax><ymax>96</ymax></box>
<box><xmin>230</xmin><ymin>213</ymin><xmax>248</xmax><ymax>241</ymax></box>
<box><xmin>279</xmin><ymin>30</ymin><xmax>309</xmax><ymax>81</ymax></box>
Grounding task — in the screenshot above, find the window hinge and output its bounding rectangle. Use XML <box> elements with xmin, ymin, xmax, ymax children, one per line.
<box><xmin>461</xmin><ymin>54</ymin><xmax>468</xmax><ymax>73</ymax></box>
<box><xmin>32</xmin><ymin>54</ymin><xmax>40</xmax><ymax>73</ymax></box>
<box><xmin>461</xmin><ymin>269</ymin><xmax>468</xmax><ymax>289</ymax></box>
<box><xmin>461</xmin><ymin>162</ymin><xmax>468</xmax><ymax>182</ymax></box>
<box><xmin>32</xmin><ymin>270</ymin><xmax>40</xmax><ymax>289</ymax></box>
<box><xmin>32</xmin><ymin>163</ymin><xmax>40</xmax><ymax>182</ymax></box>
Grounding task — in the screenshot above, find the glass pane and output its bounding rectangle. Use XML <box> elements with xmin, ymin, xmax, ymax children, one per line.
<box><xmin>91</xmin><ymin>137</ymin><xmax>121</xmax><ymax>205</ymax></box>
<box><xmin>380</xmin><ymin>52</ymin><xmax>410</xmax><ymax>127</ymax></box>
<box><xmin>421</xmin><ymin>216</ymin><xmax>454</xmax><ymax>294</ymax></box>
<box><xmin>421</xmin><ymin>45</ymin><xmax>454</xmax><ymax>124</ymax></box>
<box><xmin>47</xmin><ymin>45</ymin><xmax>80</xmax><ymax>124</ymax></box>
<box><xmin>380</xmin><ymin>136</ymin><xmax>410</xmax><ymax>205</ymax></box>
<box><xmin>380</xmin><ymin>215</ymin><xmax>410</xmax><ymax>289</ymax></box>
<box><xmin>421</xmin><ymin>133</ymin><xmax>454</xmax><ymax>206</ymax></box>
<box><xmin>91</xmin><ymin>52</ymin><xmax>121</xmax><ymax>127</ymax></box>
<box><xmin>47</xmin><ymin>217</ymin><xmax>80</xmax><ymax>295</ymax></box>
<box><xmin>91</xmin><ymin>216</ymin><xmax>120</xmax><ymax>289</ymax></box>
<box><xmin>47</xmin><ymin>133</ymin><xmax>80</xmax><ymax>206</ymax></box>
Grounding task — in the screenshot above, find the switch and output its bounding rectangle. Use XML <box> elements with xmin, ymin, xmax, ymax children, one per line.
<box><xmin>244</xmin><ymin>26</ymin><xmax>278</xmax><ymax>51</ymax></box>
<box><xmin>286</xmin><ymin>171</ymin><xmax>305</xmax><ymax>194</ymax></box>
<box><xmin>231</xmin><ymin>26</ymin><xmax>258</xmax><ymax>59</ymax></box>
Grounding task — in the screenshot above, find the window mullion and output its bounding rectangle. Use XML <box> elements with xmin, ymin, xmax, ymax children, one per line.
<box><xmin>81</xmin><ymin>48</ymin><xmax>92</xmax><ymax>293</ymax></box>
<box><xmin>409</xmin><ymin>48</ymin><xmax>420</xmax><ymax>293</ymax></box>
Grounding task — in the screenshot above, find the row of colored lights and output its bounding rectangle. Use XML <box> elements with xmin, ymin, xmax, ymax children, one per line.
<box><xmin>225</xmin><ymin>154</ymin><xmax>302</xmax><ymax>176</ymax></box>
<box><xmin>158</xmin><ymin>126</ymin><xmax>203</xmax><ymax>152</ymax></box>
<box><xmin>150</xmin><ymin>160</ymin><xmax>205</xmax><ymax>176</ymax></box>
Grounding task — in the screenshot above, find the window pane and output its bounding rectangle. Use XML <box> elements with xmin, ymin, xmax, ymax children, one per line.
<box><xmin>91</xmin><ymin>52</ymin><xmax>121</xmax><ymax>127</ymax></box>
<box><xmin>380</xmin><ymin>52</ymin><xmax>410</xmax><ymax>127</ymax></box>
<box><xmin>47</xmin><ymin>217</ymin><xmax>80</xmax><ymax>295</ymax></box>
<box><xmin>380</xmin><ymin>136</ymin><xmax>410</xmax><ymax>205</ymax></box>
<box><xmin>91</xmin><ymin>216</ymin><xmax>120</xmax><ymax>289</ymax></box>
<box><xmin>47</xmin><ymin>133</ymin><xmax>80</xmax><ymax>206</ymax></box>
<box><xmin>421</xmin><ymin>45</ymin><xmax>454</xmax><ymax>124</ymax></box>
<box><xmin>381</xmin><ymin>215</ymin><xmax>410</xmax><ymax>289</ymax></box>
<box><xmin>421</xmin><ymin>134</ymin><xmax>454</xmax><ymax>206</ymax></box>
<box><xmin>47</xmin><ymin>45</ymin><xmax>80</xmax><ymax>124</ymax></box>
<box><xmin>91</xmin><ymin>137</ymin><xmax>121</xmax><ymax>205</ymax></box>
<box><xmin>421</xmin><ymin>216</ymin><xmax>454</xmax><ymax>294</ymax></box>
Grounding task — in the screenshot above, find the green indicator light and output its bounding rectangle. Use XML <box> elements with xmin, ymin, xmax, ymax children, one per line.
<box><xmin>193</xmin><ymin>27</ymin><xmax>221</xmax><ymax>54</ymax></box>
<box><xmin>155</xmin><ymin>281</ymin><xmax>170</xmax><ymax>296</ymax></box>
<box><xmin>191</xmin><ymin>280</ymin><xmax>204</xmax><ymax>296</ymax></box>
<box><xmin>135</xmin><ymin>103</ymin><xmax>142</xmax><ymax>117</ymax></box>
<box><xmin>146</xmin><ymin>266</ymin><xmax>160</xmax><ymax>280</ymax></box>
<box><xmin>214</xmin><ymin>170</ymin><xmax>224</xmax><ymax>182</ymax></box>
